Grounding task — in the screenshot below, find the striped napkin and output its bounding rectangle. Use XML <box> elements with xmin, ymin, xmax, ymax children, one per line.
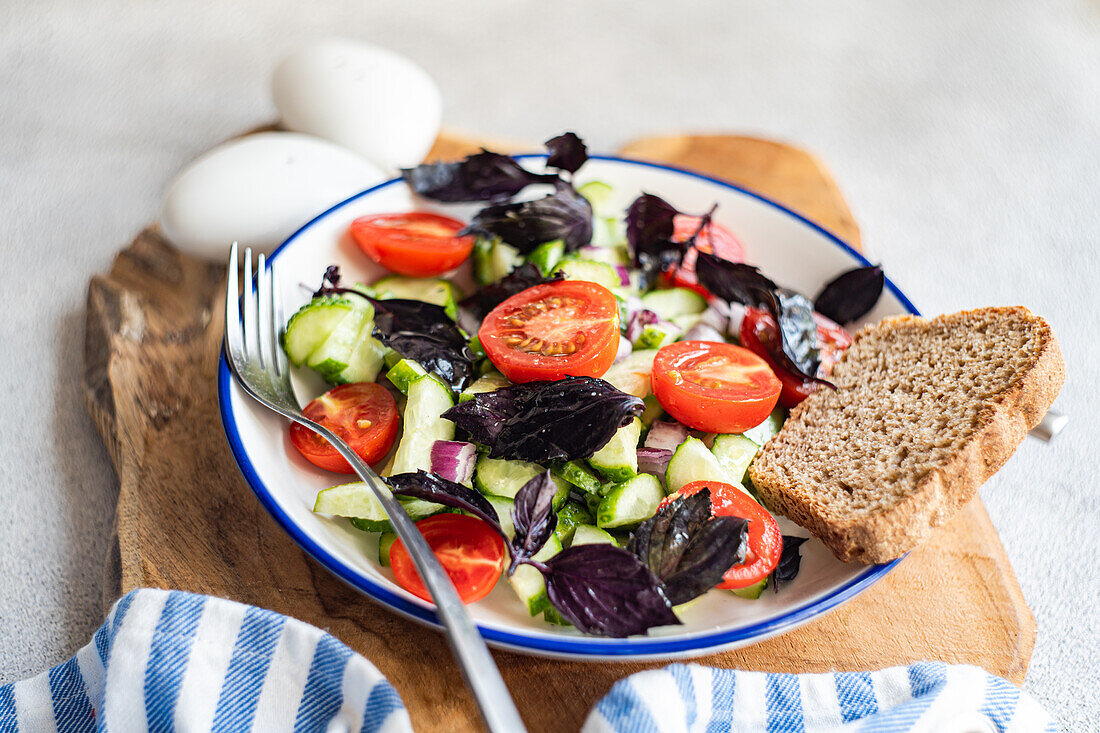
<box><xmin>0</xmin><ymin>589</ymin><xmax>1054</xmax><ymax>732</ymax></box>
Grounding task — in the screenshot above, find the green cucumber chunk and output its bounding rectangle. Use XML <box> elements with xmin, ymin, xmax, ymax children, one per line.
<box><xmin>388</xmin><ymin>372</ymin><xmax>455</xmax><ymax>476</ymax></box>
<box><xmin>542</xmin><ymin>606</ymin><xmax>572</xmax><ymax>626</ymax></box>
<box><xmin>474</xmin><ymin>457</ymin><xmax>569</xmax><ymax>507</ymax></box>
<box><xmin>508</xmin><ymin>535</ymin><xmax>562</xmax><ymax>616</ymax></box>
<box><xmin>385</xmin><ymin>358</ymin><xmax>429</xmax><ymax>395</ymax></box>
<box><xmin>635</xmin><ymin>322</ymin><xmax>682</xmax><ymax>350</ymax></box>
<box><xmin>378</xmin><ymin>532</ymin><xmax>397</xmax><ymax>567</ymax></box>
<box><xmin>335</xmin><ymin>316</ymin><xmax>387</xmax><ymax>384</ymax></box>
<box><xmin>318</xmin><ymin>482</ymin><xmax>443</xmax><ymax>532</ymax></box>
<box><xmin>281</xmin><ymin>296</ymin><xmax>363</xmax><ymax>368</ymax></box>
<box><xmin>305</xmin><ymin>307</ymin><xmax>369</xmax><ymax>381</ymax></box>
<box><xmin>553</xmin><ymin>460</ymin><xmax>603</xmax><ymax>496</ymax></box>
<box><xmin>730</xmin><ymin>578</ymin><xmax>768</xmax><ymax>599</ymax></box>
<box><xmin>640</xmin><ymin>394</ymin><xmax>665</xmax><ymax>427</ymax></box>
<box><xmin>742</xmin><ymin>406</ymin><xmax>787</xmax><ymax>446</ymax></box>
<box><xmin>553</xmin><ymin>500</ymin><xmax>595</xmax><ymax>545</ymax></box>
<box><xmin>596</xmin><ymin>473</ymin><xmax>664</xmax><ymax>529</ymax></box>
<box><xmin>710</xmin><ymin>434</ymin><xmax>760</xmax><ymax>484</ymax></box>
<box><xmin>602</xmin><ymin>349</ymin><xmax>658</xmax><ymax>399</ymax></box>
<box><xmin>483</xmin><ymin>496</ymin><xmax>516</xmax><ymax>540</ymax></box>
<box><xmin>370</xmin><ymin>275</ymin><xmax>461</xmax><ymax>319</ymax></box>
<box><xmin>577</xmin><ymin>180</ymin><xmax>614</xmax><ymax>214</ymax></box>
<box><xmin>640</xmin><ymin>288</ymin><xmax>707</xmax><ymax>320</ymax></box>
<box><xmin>459</xmin><ymin>371</ymin><xmax>511</xmax><ymax>403</ymax></box>
<box><xmin>589</xmin><ymin>418</ymin><xmax>642</xmax><ymax>483</ymax></box>
<box><xmin>665</xmin><ymin>437</ymin><xmax>747</xmax><ymax>495</ymax></box>
<box><xmin>554</xmin><ymin>259</ymin><xmax>622</xmax><ymax>292</ymax></box>
<box><xmin>569</xmin><ymin>524</ymin><xmax>619</xmax><ymax>547</ymax></box>
<box><xmin>526</xmin><ymin>240</ymin><xmax>565</xmax><ymax>277</ymax></box>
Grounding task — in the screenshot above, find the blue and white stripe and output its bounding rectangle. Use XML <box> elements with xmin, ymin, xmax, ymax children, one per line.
<box><xmin>1</xmin><ymin>589</ymin><xmax>1056</xmax><ymax>733</ymax></box>
<box><xmin>0</xmin><ymin>589</ymin><xmax>410</xmax><ymax>732</ymax></box>
<box><xmin>584</xmin><ymin>662</ymin><xmax>1057</xmax><ymax>733</ymax></box>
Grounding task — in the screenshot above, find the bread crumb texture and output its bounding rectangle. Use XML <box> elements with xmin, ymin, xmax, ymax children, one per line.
<box><xmin>749</xmin><ymin>307</ymin><xmax>1064</xmax><ymax>564</ymax></box>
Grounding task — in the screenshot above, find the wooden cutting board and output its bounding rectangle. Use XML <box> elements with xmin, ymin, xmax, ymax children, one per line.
<box><xmin>83</xmin><ymin>132</ymin><xmax>1035</xmax><ymax>732</ymax></box>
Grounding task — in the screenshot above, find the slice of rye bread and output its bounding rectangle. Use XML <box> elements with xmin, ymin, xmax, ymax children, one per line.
<box><xmin>748</xmin><ymin>306</ymin><xmax>1064</xmax><ymax>564</ymax></box>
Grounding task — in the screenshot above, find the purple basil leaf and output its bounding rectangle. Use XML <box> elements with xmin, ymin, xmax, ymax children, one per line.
<box><xmin>457</xmin><ymin>263</ymin><xmax>563</xmax><ymax>325</ymax></box>
<box><xmin>695</xmin><ymin>252</ymin><xmax>834</xmax><ymax>390</ymax></box>
<box><xmin>312</xmin><ymin>265</ymin><xmax>368</xmax><ymax>299</ymax></box>
<box><xmin>467</xmin><ymin>180</ymin><xmax>593</xmax><ymax>254</ymax></box>
<box><xmin>770</xmin><ymin>535</ymin><xmax>810</xmax><ymax>593</ymax></box>
<box><xmin>625</xmin><ymin>193</ymin><xmax>682</xmax><ymax>288</ymax></box>
<box><xmin>544</xmin><ymin>132</ymin><xmax>588</xmax><ymax>174</ymax></box>
<box><xmin>386</xmin><ymin>471</ymin><xmax>505</xmax><ymax>540</ymax></box>
<box><xmin>370</xmin><ymin>298</ymin><xmax>474</xmax><ymax>391</ymax></box>
<box><xmin>400</xmin><ymin>150</ymin><xmax>555</xmax><ymax>203</ymax></box>
<box><xmin>442</xmin><ymin>377</ymin><xmax>644</xmax><ymax>463</ymax></box>
<box><xmin>509</xmin><ymin>471</ymin><xmax>559</xmax><ymax>572</ymax></box>
<box><xmin>776</xmin><ymin>289</ymin><xmax>820</xmax><ymax>374</ymax></box>
<box><xmin>660</xmin><ymin>517</ymin><xmax>749</xmax><ymax>606</ymax></box>
<box><xmin>814</xmin><ymin>265</ymin><xmax>885</xmax><ymax>324</ymax></box>
<box><xmin>629</xmin><ymin>489</ymin><xmax>750</xmax><ymax>606</ymax></box>
<box><xmin>540</xmin><ymin>544</ymin><xmax>680</xmax><ymax>637</ymax></box>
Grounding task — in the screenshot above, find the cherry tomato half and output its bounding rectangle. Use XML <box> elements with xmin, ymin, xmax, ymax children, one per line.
<box><xmin>650</xmin><ymin>340</ymin><xmax>781</xmax><ymax>433</ymax></box>
<box><xmin>389</xmin><ymin>514</ymin><xmax>507</xmax><ymax>604</ymax></box>
<box><xmin>289</xmin><ymin>383</ymin><xmax>400</xmax><ymax>473</ymax></box>
<box><xmin>739</xmin><ymin>308</ymin><xmax>853</xmax><ymax>408</ymax></box>
<box><xmin>665</xmin><ymin>215</ymin><xmax>745</xmax><ymax>295</ymax></box>
<box><xmin>351</xmin><ymin>212</ymin><xmax>475</xmax><ymax>277</ymax></box>
<box><xmin>662</xmin><ymin>481</ymin><xmax>782</xmax><ymax>589</ymax></box>
<box><xmin>478</xmin><ymin>280</ymin><xmax>621</xmax><ymax>383</ymax></box>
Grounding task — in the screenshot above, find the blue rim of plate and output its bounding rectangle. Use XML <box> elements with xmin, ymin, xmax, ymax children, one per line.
<box><xmin>217</xmin><ymin>153</ymin><xmax>917</xmax><ymax>657</ymax></box>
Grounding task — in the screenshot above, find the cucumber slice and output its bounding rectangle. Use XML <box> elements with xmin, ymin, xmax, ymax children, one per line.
<box><xmin>640</xmin><ymin>288</ymin><xmax>707</xmax><ymax>320</ymax></box>
<box><xmin>589</xmin><ymin>418</ymin><xmax>642</xmax><ymax>483</ymax></box>
<box><xmin>577</xmin><ymin>180</ymin><xmax>614</xmax><ymax>214</ymax></box>
<box><xmin>472</xmin><ymin>237</ymin><xmax>521</xmax><ymax>285</ymax></box>
<box><xmin>472</xmin><ymin>237</ymin><xmax>496</xmax><ymax>286</ymax></box>
<box><xmin>378</xmin><ymin>532</ymin><xmax>397</xmax><ymax>567</ymax></box>
<box><xmin>711</xmin><ymin>434</ymin><xmax>760</xmax><ymax>483</ymax></box>
<box><xmin>742</xmin><ymin>406</ymin><xmax>787</xmax><ymax>446</ymax></box>
<box><xmin>526</xmin><ymin>240</ymin><xmax>565</xmax><ymax>276</ymax></box>
<box><xmin>553</xmin><ymin>460</ymin><xmax>603</xmax><ymax>496</ymax></box>
<box><xmin>474</xmin><ymin>457</ymin><xmax>569</xmax><ymax>507</ymax></box>
<box><xmin>591</xmin><ymin>216</ymin><xmax>626</xmax><ymax>248</ymax></box>
<box><xmin>484</xmin><ymin>496</ymin><xmax>516</xmax><ymax>540</ymax></box>
<box><xmin>305</xmin><ymin>307</ymin><xmax>370</xmax><ymax>381</ymax></box>
<box><xmin>389</xmin><ymin>372</ymin><xmax>455</xmax><ymax>476</ymax></box>
<box><xmin>569</xmin><ymin>524</ymin><xmax>618</xmax><ymax>547</ymax></box>
<box><xmin>730</xmin><ymin>578</ymin><xmax>768</xmax><ymax>599</ymax></box>
<box><xmin>370</xmin><ymin>275</ymin><xmax>462</xmax><ymax>319</ymax></box>
<box><xmin>665</xmin><ymin>437</ymin><xmax>748</xmax><ymax>495</ymax></box>
<box><xmin>385</xmin><ymin>358</ymin><xmax>429</xmax><ymax>395</ymax></box>
<box><xmin>554</xmin><ymin>259</ymin><xmax>622</xmax><ymax>292</ymax></box>
<box><xmin>459</xmin><ymin>371</ymin><xmax>511</xmax><ymax>403</ymax></box>
<box><xmin>542</xmin><ymin>606</ymin><xmax>572</xmax><ymax>626</ymax></box>
<box><xmin>575</xmin><ymin>246</ymin><xmax>629</xmax><ymax>266</ymax></box>
<box><xmin>317</xmin><ymin>483</ymin><xmax>442</xmax><ymax>532</ymax></box>
<box><xmin>335</xmin><ymin>317</ymin><xmax>387</xmax><ymax>384</ymax></box>
<box><xmin>601</xmin><ymin>349</ymin><xmax>658</xmax><ymax>399</ymax></box>
<box><xmin>554</xmin><ymin>501</ymin><xmax>595</xmax><ymax>545</ymax></box>
<box><xmin>640</xmin><ymin>394</ymin><xmax>665</xmax><ymax>427</ymax></box>
<box><xmin>281</xmin><ymin>296</ymin><xmax>363</xmax><ymax>367</ymax></box>
<box><xmin>634</xmin><ymin>322</ymin><xmax>682</xmax><ymax>350</ymax></box>
<box><xmin>596</xmin><ymin>473</ymin><xmax>664</xmax><ymax>529</ymax></box>
<box><xmin>508</xmin><ymin>535</ymin><xmax>562</xmax><ymax>616</ymax></box>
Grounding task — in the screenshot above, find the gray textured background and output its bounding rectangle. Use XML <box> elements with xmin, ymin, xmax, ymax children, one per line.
<box><xmin>1</xmin><ymin>0</ymin><xmax>1098</xmax><ymax>728</ymax></box>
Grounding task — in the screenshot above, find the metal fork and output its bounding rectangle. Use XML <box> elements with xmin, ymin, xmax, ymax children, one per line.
<box><xmin>223</xmin><ymin>243</ymin><xmax>526</xmax><ymax>733</ymax></box>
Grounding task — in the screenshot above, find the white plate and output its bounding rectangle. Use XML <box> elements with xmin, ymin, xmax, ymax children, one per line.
<box><xmin>218</xmin><ymin>154</ymin><xmax>917</xmax><ymax>661</ymax></box>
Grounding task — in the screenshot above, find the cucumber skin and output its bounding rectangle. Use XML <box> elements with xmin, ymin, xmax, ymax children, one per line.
<box><xmin>710</xmin><ymin>434</ymin><xmax>760</xmax><ymax>484</ymax></box>
<box><xmin>589</xmin><ymin>418</ymin><xmax>642</xmax><ymax>483</ymax></box>
<box><xmin>730</xmin><ymin>578</ymin><xmax>768</xmax><ymax>599</ymax></box>
<box><xmin>742</xmin><ymin>406</ymin><xmax>787</xmax><ymax>446</ymax></box>
<box><xmin>640</xmin><ymin>288</ymin><xmax>707</xmax><ymax>320</ymax></box>
<box><xmin>378</xmin><ymin>532</ymin><xmax>397</xmax><ymax>567</ymax></box>
<box><xmin>281</xmin><ymin>297</ymin><xmax>361</xmax><ymax>367</ymax></box>
<box><xmin>388</xmin><ymin>372</ymin><xmax>456</xmax><ymax>476</ymax></box>
<box><xmin>596</xmin><ymin>473</ymin><xmax>664</xmax><ymax>529</ymax></box>
<box><xmin>664</xmin><ymin>437</ymin><xmax>741</xmax><ymax>495</ymax></box>
<box><xmin>526</xmin><ymin>240</ymin><xmax>565</xmax><ymax>276</ymax></box>
<box><xmin>385</xmin><ymin>358</ymin><xmax>429</xmax><ymax>394</ymax></box>
<box><xmin>569</xmin><ymin>524</ymin><xmax>619</xmax><ymax>547</ymax></box>
<box><xmin>553</xmin><ymin>461</ymin><xmax>603</xmax><ymax>496</ymax></box>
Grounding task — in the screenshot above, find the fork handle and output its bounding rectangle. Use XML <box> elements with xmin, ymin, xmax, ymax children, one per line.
<box><xmin>306</xmin><ymin>421</ymin><xmax>527</xmax><ymax>733</ymax></box>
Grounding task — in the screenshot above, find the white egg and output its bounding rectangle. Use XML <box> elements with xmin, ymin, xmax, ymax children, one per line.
<box><xmin>273</xmin><ymin>38</ymin><xmax>442</xmax><ymax>171</ymax></box>
<box><xmin>160</xmin><ymin>132</ymin><xmax>385</xmax><ymax>259</ymax></box>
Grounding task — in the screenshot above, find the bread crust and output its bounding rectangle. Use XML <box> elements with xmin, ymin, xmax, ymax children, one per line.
<box><xmin>748</xmin><ymin>307</ymin><xmax>1065</xmax><ymax>564</ymax></box>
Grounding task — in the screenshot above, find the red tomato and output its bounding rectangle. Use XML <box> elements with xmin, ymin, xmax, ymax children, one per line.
<box><xmin>478</xmin><ymin>280</ymin><xmax>621</xmax><ymax>383</ymax></box>
<box><xmin>650</xmin><ymin>341</ymin><xmax>781</xmax><ymax>433</ymax></box>
<box><xmin>739</xmin><ymin>308</ymin><xmax>853</xmax><ymax>408</ymax></box>
<box><xmin>665</xmin><ymin>215</ymin><xmax>745</xmax><ymax>295</ymax></box>
<box><xmin>289</xmin><ymin>383</ymin><xmax>399</xmax><ymax>473</ymax></box>
<box><xmin>662</xmin><ymin>481</ymin><xmax>782</xmax><ymax>589</ymax></box>
<box><xmin>389</xmin><ymin>514</ymin><xmax>507</xmax><ymax>604</ymax></box>
<box><xmin>350</xmin><ymin>212</ymin><xmax>475</xmax><ymax>277</ymax></box>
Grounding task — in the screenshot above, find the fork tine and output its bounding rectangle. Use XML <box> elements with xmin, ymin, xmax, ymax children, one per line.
<box><xmin>257</xmin><ymin>252</ymin><xmax>274</xmax><ymax>371</ymax></box>
<box><xmin>242</xmin><ymin>248</ymin><xmax>259</xmax><ymax>362</ymax></box>
<box><xmin>271</xmin><ymin>260</ymin><xmax>290</xmax><ymax>378</ymax></box>
<box><xmin>225</xmin><ymin>242</ymin><xmax>244</xmax><ymax>364</ymax></box>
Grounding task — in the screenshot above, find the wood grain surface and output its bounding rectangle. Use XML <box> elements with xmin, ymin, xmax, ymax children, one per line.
<box><xmin>82</xmin><ymin>132</ymin><xmax>1035</xmax><ymax>732</ymax></box>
